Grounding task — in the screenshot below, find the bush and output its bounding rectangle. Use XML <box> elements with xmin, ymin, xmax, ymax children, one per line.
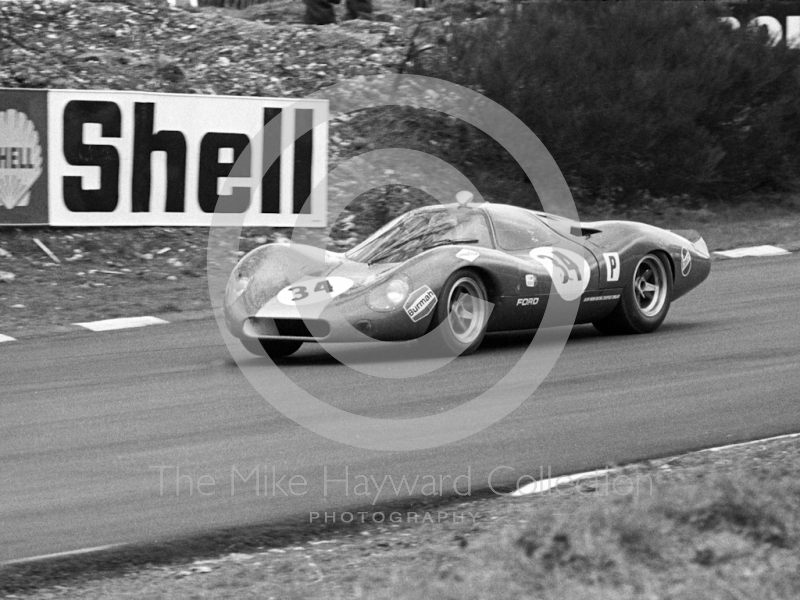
<box><xmin>418</xmin><ymin>1</ymin><xmax>800</xmax><ymax>201</ymax></box>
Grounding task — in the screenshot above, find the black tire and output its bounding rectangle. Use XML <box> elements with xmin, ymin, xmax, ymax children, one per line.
<box><xmin>593</xmin><ymin>253</ymin><xmax>672</xmax><ymax>335</ymax></box>
<box><xmin>428</xmin><ymin>270</ymin><xmax>489</xmax><ymax>356</ymax></box>
<box><xmin>241</xmin><ymin>338</ymin><xmax>303</xmax><ymax>358</ymax></box>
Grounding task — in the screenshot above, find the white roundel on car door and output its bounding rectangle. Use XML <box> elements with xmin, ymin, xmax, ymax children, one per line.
<box><xmin>529</xmin><ymin>247</ymin><xmax>590</xmax><ymax>302</ymax></box>
<box><xmin>277</xmin><ymin>277</ymin><xmax>354</xmax><ymax>306</ymax></box>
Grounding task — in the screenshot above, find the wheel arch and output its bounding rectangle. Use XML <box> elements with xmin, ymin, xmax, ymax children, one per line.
<box><xmin>458</xmin><ymin>265</ymin><xmax>500</xmax><ymax>301</ymax></box>
<box><xmin>428</xmin><ymin>266</ymin><xmax>495</xmax><ymax>327</ymax></box>
<box><xmin>651</xmin><ymin>248</ymin><xmax>675</xmax><ymax>283</ymax></box>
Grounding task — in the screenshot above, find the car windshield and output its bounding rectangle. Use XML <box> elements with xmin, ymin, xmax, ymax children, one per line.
<box><xmin>345</xmin><ymin>208</ymin><xmax>493</xmax><ymax>264</ymax></box>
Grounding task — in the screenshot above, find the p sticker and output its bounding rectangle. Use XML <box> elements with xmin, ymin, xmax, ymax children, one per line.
<box><xmin>603</xmin><ymin>252</ymin><xmax>620</xmax><ymax>282</ymax></box>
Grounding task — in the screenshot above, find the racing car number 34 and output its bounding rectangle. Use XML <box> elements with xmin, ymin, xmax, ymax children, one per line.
<box><xmin>277</xmin><ymin>277</ymin><xmax>355</xmax><ymax>306</ymax></box>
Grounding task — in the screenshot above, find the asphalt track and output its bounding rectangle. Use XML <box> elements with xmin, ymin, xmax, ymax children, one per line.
<box><xmin>2</xmin><ymin>254</ymin><xmax>799</xmax><ymax>563</ymax></box>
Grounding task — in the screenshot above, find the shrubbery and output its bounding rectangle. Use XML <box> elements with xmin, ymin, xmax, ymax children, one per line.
<box><xmin>418</xmin><ymin>1</ymin><xmax>800</xmax><ymax>201</ymax></box>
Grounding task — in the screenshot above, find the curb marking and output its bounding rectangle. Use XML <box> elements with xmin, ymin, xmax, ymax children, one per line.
<box><xmin>510</xmin><ymin>431</ymin><xmax>800</xmax><ymax>497</ymax></box>
<box><xmin>704</xmin><ymin>431</ymin><xmax>800</xmax><ymax>452</ymax></box>
<box><xmin>74</xmin><ymin>316</ymin><xmax>169</xmax><ymax>332</ymax></box>
<box><xmin>714</xmin><ymin>245</ymin><xmax>791</xmax><ymax>258</ymax></box>
<box><xmin>2</xmin><ymin>544</ymin><xmax>125</xmax><ymax>566</ymax></box>
<box><xmin>511</xmin><ymin>467</ymin><xmax>615</xmax><ymax>496</ymax></box>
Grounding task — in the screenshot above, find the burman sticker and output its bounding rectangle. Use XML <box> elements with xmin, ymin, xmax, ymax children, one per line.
<box><xmin>529</xmin><ymin>247</ymin><xmax>590</xmax><ymax>302</ymax></box>
<box><xmin>525</xmin><ymin>274</ymin><xmax>536</xmax><ymax>287</ymax></box>
<box><xmin>0</xmin><ymin>109</ymin><xmax>43</xmax><ymax>210</ymax></box>
<box><xmin>603</xmin><ymin>252</ymin><xmax>620</xmax><ymax>282</ymax></box>
<box><xmin>403</xmin><ymin>285</ymin><xmax>437</xmax><ymax>322</ymax></box>
<box><xmin>455</xmin><ymin>248</ymin><xmax>480</xmax><ymax>262</ymax></box>
<box><xmin>681</xmin><ymin>247</ymin><xmax>692</xmax><ymax>276</ymax></box>
<box><xmin>277</xmin><ymin>277</ymin><xmax>354</xmax><ymax>306</ymax></box>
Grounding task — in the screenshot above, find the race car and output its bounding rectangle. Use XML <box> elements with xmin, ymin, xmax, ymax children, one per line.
<box><xmin>224</xmin><ymin>192</ymin><xmax>710</xmax><ymax>358</ymax></box>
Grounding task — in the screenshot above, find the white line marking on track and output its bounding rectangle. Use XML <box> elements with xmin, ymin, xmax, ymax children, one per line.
<box><xmin>510</xmin><ymin>431</ymin><xmax>800</xmax><ymax>497</ymax></box>
<box><xmin>714</xmin><ymin>245</ymin><xmax>791</xmax><ymax>258</ymax></box>
<box><xmin>0</xmin><ymin>334</ymin><xmax>16</xmax><ymax>343</ymax></box>
<box><xmin>511</xmin><ymin>468</ymin><xmax>615</xmax><ymax>497</ymax></box>
<box><xmin>703</xmin><ymin>431</ymin><xmax>800</xmax><ymax>452</ymax></box>
<box><xmin>74</xmin><ymin>316</ymin><xmax>169</xmax><ymax>332</ymax></box>
<box><xmin>2</xmin><ymin>544</ymin><xmax>125</xmax><ymax>566</ymax></box>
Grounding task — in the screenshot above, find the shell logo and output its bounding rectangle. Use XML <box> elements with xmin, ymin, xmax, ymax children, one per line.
<box><xmin>0</xmin><ymin>109</ymin><xmax>43</xmax><ymax>210</ymax></box>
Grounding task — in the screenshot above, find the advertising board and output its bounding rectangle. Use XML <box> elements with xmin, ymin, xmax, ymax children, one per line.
<box><xmin>0</xmin><ymin>90</ymin><xmax>328</xmax><ymax>227</ymax></box>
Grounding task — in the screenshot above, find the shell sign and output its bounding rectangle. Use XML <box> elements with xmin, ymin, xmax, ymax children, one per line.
<box><xmin>0</xmin><ymin>88</ymin><xmax>328</xmax><ymax>227</ymax></box>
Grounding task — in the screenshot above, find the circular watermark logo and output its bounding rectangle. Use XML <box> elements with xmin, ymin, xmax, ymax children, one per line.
<box><xmin>207</xmin><ymin>74</ymin><xmax>583</xmax><ymax>451</ymax></box>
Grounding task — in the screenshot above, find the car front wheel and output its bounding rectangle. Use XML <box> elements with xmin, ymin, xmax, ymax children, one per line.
<box><xmin>593</xmin><ymin>253</ymin><xmax>672</xmax><ymax>335</ymax></box>
<box><xmin>428</xmin><ymin>270</ymin><xmax>489</xmax><ymax>356</ymax></box>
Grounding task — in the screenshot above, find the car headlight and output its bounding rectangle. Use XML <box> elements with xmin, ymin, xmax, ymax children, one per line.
<box><xmin>226</xmin><ymin>274</ymin><xmax>252</xmax><ymax>305</ymax></box>
<box><xmin>366</xmin><ymin>275</ymin><xmax>411</xmax><ymax>311</ymax></box>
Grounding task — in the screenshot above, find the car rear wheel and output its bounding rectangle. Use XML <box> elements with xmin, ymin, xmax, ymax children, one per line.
<box><xmin>428</xmin><ymin>270</ymin><xmax>489</xmax><ymax>356</ymax></box>
<box><xmin>241</xmin><ymin>339</ymin><xmax>303</xmax><ymax>359</ymax></box>
<box><xmin>593</xmin><ymin>253</ymin><xmax>672</xmax><ymax>335</ymax></box>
